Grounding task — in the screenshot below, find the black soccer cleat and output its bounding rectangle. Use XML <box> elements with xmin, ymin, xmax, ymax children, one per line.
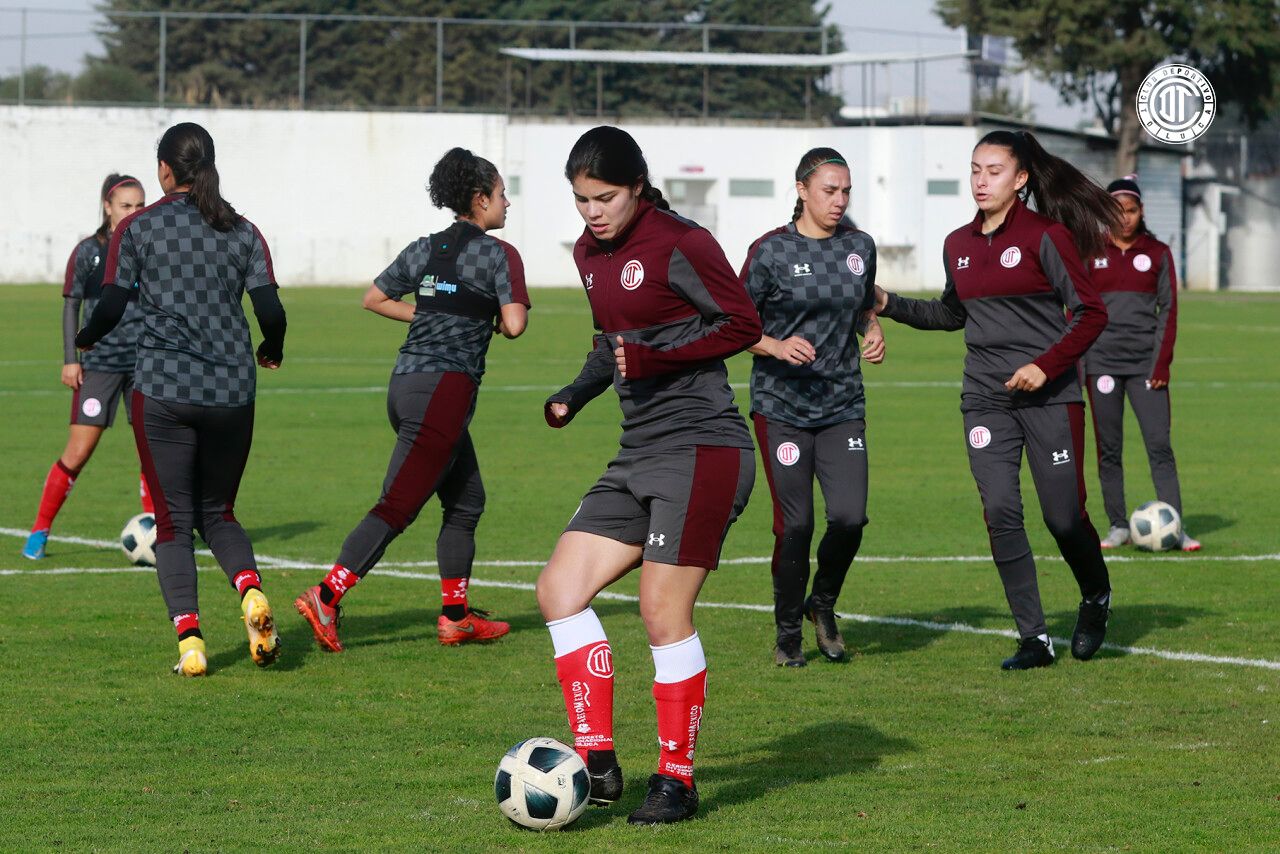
<box><xmin>1071</xmin><ymin>594</ymin><xmax>1111</xmax><ymax>661</ymax></box>
<box><xmin>587</xmin><ymin>762</ymin><xmax>623</xmax><ymax>806</ymax></box>
<box><xmin>626</xmin><ymin>774</ymin><xmax>699</xmax><ymax>825</ymax></box>
<box><xmin>774</xmin><ymin>635</ymin><xmax>806</xmax><ymax>667</ymax></box>
<box><xmin>804</xmin><ymin>596</ymin><xmax>846</xmax><ymax>661</ymax></box>
<box><xmin>1001</xmin><ymin>636</ymin><xmax>1056</xmax><ymax>670</ymax></box>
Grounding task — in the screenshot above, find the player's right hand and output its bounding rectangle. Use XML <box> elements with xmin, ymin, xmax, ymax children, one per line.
<box><xmin>547</xmin><ymin>401</ymin><xmax>570</xmax><ymax>427</ymax></box>
<box><xmin>773</xmin><ymin>336</ymin><xmax>816</xmax><ymax>366</ymax></box>
<box><xmin>61</xmin><ymin>363</ymin><xmax>82</xmax><ymax>389</ymax></box>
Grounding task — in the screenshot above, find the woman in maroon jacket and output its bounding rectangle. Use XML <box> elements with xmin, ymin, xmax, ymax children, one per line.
<box><xmin>874</xmin><ymin>130</ymin><xmax>1121</xmax><ymax>671</ymax></box>
<box><xmin>537</xmin><ymin>126</ymin><xmax>760</xmax><ymax>824</ymax></box>
<box><xmin>1084</xmin><ymin>176</ymin><xmax>1198</xmax><ymax>551</ymax></box>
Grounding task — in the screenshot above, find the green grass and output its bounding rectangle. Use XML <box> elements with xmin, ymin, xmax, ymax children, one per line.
<box><xmin>1</xmin><ymin>285</ymin><xmax>1277</xmax><ymax>851</ymax></box>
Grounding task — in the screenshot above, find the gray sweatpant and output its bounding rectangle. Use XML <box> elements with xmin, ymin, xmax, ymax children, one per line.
<box><xmin>1086</xmin><ymin>374</ymin><xmax>1182</xmax><ymax>529</ymax></box>
<box><xmin>964</xmin><ymin>401</ymin><xmax>1110</xmax><ymax>639</ymax></box>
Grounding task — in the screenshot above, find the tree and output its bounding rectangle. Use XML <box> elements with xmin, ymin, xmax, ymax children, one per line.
<box><xmin>937</xmin><ymin>0</ymin><xmax>1280</xmax><ymax>175</ymax></box>
<box><xmin>0</xmin><ymin>65</ymin><xmax>72</xmax><ymax>102</ymax></box>
<box><xmin>91</xmin><ymin>0</ymin><xmax>843</xmax><ymax>119</ymax></box>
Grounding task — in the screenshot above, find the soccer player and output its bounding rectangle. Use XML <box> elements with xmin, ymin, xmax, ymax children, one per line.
<box><xmin>22</xmin><ymin>174</ymin><xmax>151</xmax><ymax>560</ymax></box>
<box><xmin>873</xmin><ymin>130</ymin><xmax>1118</xmax><ymax>670</ymax></box>
<box><xmin>538</xmin><ymin>126</ymin><xmax>760</xmax><ymax>824</ymax></box>
<box><xmin>294</xmin><ymin>147</ymin><xmax>529</xmax><ymax>652</ymax></box>
<box><xmin>741</xmin><ymin>147</ymin><xmax>886</xmax><ymax>666</ymax></box>
<box><xmin>75</xmin><ymin>123</ymin><xmax>287</xmax><ymax>677</ymax></box>
<box><xmin>1084</xmin><ymin>175</ymin><xmax>1199</xmax><ymax>551</ymax></box>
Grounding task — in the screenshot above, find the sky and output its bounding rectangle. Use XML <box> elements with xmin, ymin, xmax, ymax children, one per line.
<box><xmin>0</xmin><ymin>0</ymin><xmax>1094</xmax><ymax>130</ymax></box>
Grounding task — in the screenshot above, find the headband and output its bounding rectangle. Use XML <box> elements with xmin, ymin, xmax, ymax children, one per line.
<box><xmin>799</xmin><ymin>158</ymin><xmax>847</xmax><ymax>179</ymax></box>
<box><xmin>104</xmin><ymin>178</ymin><xmax>141</xmax><ymax>199</ymax></box>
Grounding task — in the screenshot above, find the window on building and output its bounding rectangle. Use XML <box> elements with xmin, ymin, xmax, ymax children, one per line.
<box><xmin>927</xmin><ymin>179</ymin><xmax>960</xmax><ymax>196</ymax></box>
<box><xmin>506</xmin><ymin>176</ymin><xmax>521</xmax><ymax>196</ymax></box>
<box><xmin>729</xmin><ymin>179</ymin><xmax>774</xmax><ymax>198</ymax></box>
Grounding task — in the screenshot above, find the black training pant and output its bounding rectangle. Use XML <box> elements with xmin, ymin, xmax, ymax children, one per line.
<box><xmin>963</xmin><ymin>401</ymin><xmax>1110</xmax><ymax>639</ymax></box>
<box><xmin>753</xmin><ymin>414</ymin><xmax>869</xmax><ymax>642</ymax></box>
<box><xmin>336</xmin><ymin>371</ymin><xmax>484</xmax><ymax>578</ymax></box>
<box><xmin>131</xmin><ymin>391</ymin><xmax>257</xmax><ymax>619</ymax></box>
<box><xmin>1086</xmin><ymin>374</ymin><xmax>1182</xmax><ymax>529</ymax></box>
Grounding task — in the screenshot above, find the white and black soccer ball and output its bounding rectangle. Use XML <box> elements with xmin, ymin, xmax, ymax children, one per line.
<box><xmin>120</xmin><ymin>513</ymin><xmax>157</xmax><ymax>566</ymax></box>
<box><xmin>495</xmin><ymin>737</ymin><xmax>589</xmax><ymax>831</ymax></box>
<box><xmin>1129</xmin><ymin>501</ymin><xmax>1181</xmax><ymax>552</ymax></box>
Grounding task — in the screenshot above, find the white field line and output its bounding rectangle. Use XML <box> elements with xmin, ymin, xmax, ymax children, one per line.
<box><xmin>3</xmin><ymin>528</ymin><xmax>1279</xmax><ymax>671</ymax></box>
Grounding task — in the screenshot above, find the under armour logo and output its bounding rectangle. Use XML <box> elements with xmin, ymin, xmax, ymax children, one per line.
<box><xmin>848</xmin><ymin>437</ymin><xmax>865</xmax><ymax>451</ymax></box>
<box><xmin>1052</xmin><ymin>449</ymin><xmax>1070</xmax><ymax>465</ymax></box>
<box><xmin>792</xmin><ymin>263</ymin><xmax>813</xmax><ymax>277</ymax></box>
<box><xmin>584</xmin><ymin>272</ymin><xmax>594</xmax><ymax>289</ymax></box>
<box><xmin>659</xmin><ymin>738</ymin><xmax>678</xmax><ymax>751</ymax></box>
<box><xmin>1093</xmin><ymin>258</ymin><xmax>1109</xmax><ymax>269</ymax></box>
<box><xmin>647</xmin><ymin>533</ymin><xmax>666</xmax><ymax>547</ymax></box>
<box><xmin>957</xmin><ymin>256</ymin><xmax>970</xmax><ymax>270</ymax></box>
<box><xmin>576</xmin><ymin>723</ymin><xmax>590</xmax><ymax>733</ymax></box>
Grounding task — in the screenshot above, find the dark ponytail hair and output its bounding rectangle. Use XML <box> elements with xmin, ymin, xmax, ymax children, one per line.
<box><xmin>156</xmin><ymin>122</ymin><xmax>239</xmax><ymax>232</ymax></box>
<box><xmin>95</xmin><ymin>172</ymin><xmax>142</xmax><ymax>241</ymax></box>
<box><xmin>564</xmin><ymin>126</ymin><xmax>670</xmax><ymax>212</ymax></box>
<box><xmin>792</xmin><ymin>147</ymin><xmax>848</xmax><ymax>222</ymax></box>
<box><xmin>976</xmin><ymin>130</ymin><xmax>1121</xmax><ymax>260</ymax></box>
<box><xmin>428</xmin><ymin>147</ymin><xmax>500</xmax><ymax>217</ymax></box>
<box><xmin>1106</xmin><ymin>174</ymin><xmax>1155</xmax><ymax>239</ymax></box>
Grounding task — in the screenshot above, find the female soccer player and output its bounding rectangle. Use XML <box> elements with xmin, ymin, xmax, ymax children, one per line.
<box><xmin>538</xmin><ymin>126</ymin><xmax>761</xmax><ymax>824</ymax></box>
<box><xmin>873</xmin><ymin>130</ymin><xmax>1118</xmax><ymax>670</ymax></box>
<box><xmin>22</xmin><ymin>174</ymin><xmax>151</xmax><ymax>560</ymax></box>
<box><xmin>294</xmin><ymin>147</ymin><xmax>529</xmax><ymax>652</ymax></box>
<box><xmin>741</xmin><ymin>147</ymin><xmax>886</xmax><ymax>667</ymax></box>
<box><xmin>76</xmin><ymin>123</ymin><xmax>287</xmax><ymax>677</ymax></box>
<box><xmin>1085</xmin><ymin>176</ymin><xmax>1199</xmax><ymax>551</ymax></box>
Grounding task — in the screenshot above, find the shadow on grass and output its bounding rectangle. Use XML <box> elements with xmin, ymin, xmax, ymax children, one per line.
<box><xmin>700</xmin><ymin>720</ymin><xmax>914</xmax><ymax>814</ymax></box>
<box><xmin>836</xmin><ymin>605</ymin><xmax>1014</xmax><ymax>658</ymax></box>
<box><xmin>245</xmin><ymin>520</ymin><xmax>323</xmax><ymax>543</ymax></box>
<box><xmin>1048</xmin><ymin>602</ymin><xmax>1210</xmax><ymax>654</ymax></box>
<box><xmin>1180</xmin><ymin>513</ymin><xmax>1231</xmax><ymax>537</ymax></box>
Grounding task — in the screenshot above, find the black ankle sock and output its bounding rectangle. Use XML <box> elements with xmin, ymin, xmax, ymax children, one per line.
<box><xmin>178</xmin><ymin>628</ymin><xmax>203</xmax><ymax>641</ymax></box>
<box><xmin>442</xmin><ymin>604</ymin><xmax>467</xmax><ymax>621</ymax></box>
<box><xmin>587</xmin><ymin>749</ymin><xmax>618</xmax><ymax>773</ymax></box>
<box><xmin>318</xmin><ymin>584</ymin><xmax>336</xmax><ymax>606</ymax></box>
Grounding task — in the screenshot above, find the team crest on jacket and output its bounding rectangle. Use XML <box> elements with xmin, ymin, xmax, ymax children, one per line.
<box><xmin>620</xmin><ymin>259</ymin><xmax>644</xmax><ymax>290</ymax></box>
<box><xmin>1000</xmin><ymin>247</ymin><xmax>1022</xmax><ymax>268</ymax></box>
<box><xmin>846</xmin><ymin>253</ymin><xmax>864</xmax><ymax>275</ymax></box>
<box><xmin>1133</xmin><ymin>253</ymin><xmax>1152</xmax><ymax>272</ymax></box>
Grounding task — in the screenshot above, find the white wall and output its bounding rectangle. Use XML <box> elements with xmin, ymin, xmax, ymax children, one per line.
<box><xmin>2</xmin><ymin>106</ymin><xmax>980</xmax><ymax>289</ymax></box>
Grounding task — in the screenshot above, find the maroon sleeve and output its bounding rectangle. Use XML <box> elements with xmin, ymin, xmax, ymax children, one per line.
<box><xmin>624</xmin><ymin>228</ymin><xmax>763</xmax><ymax>380</ymax></box>
<box><xmin>61</xmin><ymin>244</ymin><xmax>81</xmax><ymax>297</ymax></box>
<box><xmin>1151</xmin><ymin>248</ymin><xmax>1178</xmax><ymax>382</ymax></box>
<box><xmin>495</xmin><ymin>239</ymin><xmax>530</xmax><ymax>308</ymax></box>
<box><xmin>1032</xmin><ymin>225</ymin><xmax>1108</xmax><ymax>381</ymax></box>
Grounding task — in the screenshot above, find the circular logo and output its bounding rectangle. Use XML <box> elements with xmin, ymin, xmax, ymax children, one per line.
<box><xmin>620</xmin><ymin>259</ymin><xmax>645</xmax><ymax>291</ymax></box>
<box><xmin>1136</xmin><ymin>64</ymin><xmax>1216</xmax><ymax>143</ymax></box>
<box><xmin>776</xmin><ymin>442</ymin><xmax>801</xmax><ymax>466</ymax></box>
<box><xmin>968</xmin><ymin>426</ymin><xmax>991</xmax><ymax>449</ymax></box>
<box><xmin>1133</xmin><ymin>253</ymin><xmax>1152</xmax><ymax>273</ymax></box>
<box><xmin>1096</xmin><ymin>375</ymin><xmax>1116</xmax><ymax>394</ymax></box>
<box><xmin>846</xmin><ymin>253</ymin><xmax>864</xmax><ymax>276</ymax></box>
<box><xmin>81</xmin><ymin>397</ymin><xmax>102</xmax><ymax>418</ymax></box>
<box><xmin>586</xmin><ymin>642</ymin><xmax>614</xmax><ymax>678</ymax></box>
<box><xmin>1000</xmin><ymin>247</ymin><xmax>1022</xmax><ymax>268</ymax></box>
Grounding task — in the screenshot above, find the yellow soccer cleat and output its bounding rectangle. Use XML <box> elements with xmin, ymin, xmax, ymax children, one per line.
<box><xmin>174</xmin><ymin>636</ymin><xmax>207</xmax><ymax>677</ymax></box>
<box><xmin>242</xmin><ymin>588</ymin><xmax>282</xmax><ymax>667</ymax></box>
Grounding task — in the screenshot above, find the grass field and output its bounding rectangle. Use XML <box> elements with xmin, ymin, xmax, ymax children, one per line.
<box><xmin>1</xmin><ymin>284</ymin><xmax>1277</xmax><ymax>851</ymax></box>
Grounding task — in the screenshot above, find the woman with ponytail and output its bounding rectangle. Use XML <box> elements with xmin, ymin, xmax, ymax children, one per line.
<box><xmin>1084</xmin><ymin>176</ymin><xmax>1198</xmax><ymax>551</ymax></box>
<box><xmin>740</xmin><ymin>147</ymin><xmax>885</xmax><ymax>667</ymax></box>
<box><xmin>76</xmin><ymin>122</ymin><xmax>287</xmax><ymax>677</ymax></box>
<box><xmin>22</xmin><ymin>174</ymin><xmax>149</xmax><ymax>561</ymax></box>
<box><xmin>873</xmin><ymin>129</ymin><xmax>1119</xmax><ymax>670</ymax></box>
<box><xmin>295</xmin><ymin>146</ymin><xmax>529</xmax><ymax>653</ymax></box>
<box><xmin>537</xmin><ymin>126</ymin><xmax>761</xmax><ymax>825</ymax></box>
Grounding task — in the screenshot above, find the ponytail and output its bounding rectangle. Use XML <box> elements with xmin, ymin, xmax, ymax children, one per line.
<box><xmin>566</xmin><ymin>126</ymin><xmax>671</xmax><ymax>213</ymax></box>
<box><xmin>428</xmin><ymin>147</ymin><xmax>501</xmax><ymax>217</ymax></box>
<box><xmin>95</xmin><ymin>172</ymin><xmax>142</xmax><ymax>241</ymax></box>
<box><xmin>977</xmin><ymin>130</ymin><xmax>1120</xmax><ymax>260</ymax></box>
<box><xmin>157</xmin><ymin>122</ymin><xmax>239</xmax><ymax>232</ymax></box>
<box><xmin>792</xmin><ymin>146</ymin><xmax>847</xmax><ymax>222</ymax></box>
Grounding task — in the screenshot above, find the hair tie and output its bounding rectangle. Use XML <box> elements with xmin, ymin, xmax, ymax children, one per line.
<box><xmin>799</xmin><ymin>157</ymin><xmax>847</xmax><ymax>180</ymax></box>
<box><xmin>104</xmin><ymin>178</ymin><xmax>140</xmax><ymax>199</ymax></box>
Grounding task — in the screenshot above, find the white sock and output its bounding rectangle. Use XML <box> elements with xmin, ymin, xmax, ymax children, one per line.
<box><xmin>650</xmin><ymin>632</ymin><xmax>706</xmax><ymax>684</ymax></box>
<box><xmin>547</xmin><ymin>607</ymin><xmax>607</xmax><ymax>658</ymax></box>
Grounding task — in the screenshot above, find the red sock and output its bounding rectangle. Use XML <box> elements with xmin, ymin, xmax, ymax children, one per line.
<box><xmin>320</xmin><ymin>564</ymin><xmax>359</xmax><ymax>605</ymax></box>
<box><xmin>33</xmin><ymin>460</ymin><xmax>79</xmax><ymax>532</ymax></box>
<box><xmin>441</xmin><ymin>577</ymin><xmax>469</xmax><ymax>620</ymax></box>
<box><xmin>654</xmin><ymin>671</ymin><xmax>706</xmax><ymax>787</ymax></box>
<box><xmin>555</xmin><ymin>642</ymin><xmax>615</xmax><ymax>759</ymax></box>
<box><xmin>232</xmin><ymin>569</ymin><xmax>262</xmax><ymax>598</ymax></box>
<box><xmin>173</xmin><ymin>612</ymin><xmax>201</xmax><ymax>640</ymax></box>
<box><xmin>139</xmin><ymin>472</ymin><xmax>155</xmax><ymax>514</ymax></box>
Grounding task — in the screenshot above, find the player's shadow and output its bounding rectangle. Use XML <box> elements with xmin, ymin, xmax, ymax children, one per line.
<box><xmin>1047</xmin><ymin>602</ymin><xmax>1209</xmax><ymax>655</ymax></box>
<box><xmin>698</xmin><ymin>720</ymin><xmax>914</xmax><ymax>814</ymax></box>
<box><xmin>244</xmin><ymin>520</ymin><xmax>322</xmax><ymax>542</ymax></box>
<box><xmin>1180</xmin><ymin>513</ymin><xmax>1230</xmax><ymax>537</ymax></box>
<box><xmin>837</xmin><ymin>605</ymin><xmax>1016</xmax><ymax>660</ymax></box>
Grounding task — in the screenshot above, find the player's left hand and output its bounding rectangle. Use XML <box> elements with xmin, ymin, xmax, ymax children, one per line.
<box><xmin>861</xmin><ymin>317</ymin><xmax>885</xmax><ymax>364</ymax></box>
<box><xmin>256</xmin><ymin>343</ymin><xmax>283</xmax><ymax>370</ymax></box>
<box><xmin>1004</xmin><ymin>363</ymin><xmax>1047</xmax><ymax>392</ymax></box>
<box><xmin>614</xmin><ymin>335</ymin><xmax>627</xmax><ymax>378</ymax></box>
<box><xmin>1148</xmin><ymin>377</ymin><xmax>1168</xmax><ymax>389</ymax></box>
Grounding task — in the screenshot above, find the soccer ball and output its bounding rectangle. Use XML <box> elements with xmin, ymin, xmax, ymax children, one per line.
<box><xmin>494</xmin><ymin>737</ymin><xmax>589</xmax><ymax>831</ymax></box>
<box><xmin>120</xmin><ymin>513</ymin><xmax>157</xmax><ymax>566</ymax></box>
<box><xmin>1129</xmin><ymin>501</ymin><xmax>1181</xmax><ymax>552</ymax></box>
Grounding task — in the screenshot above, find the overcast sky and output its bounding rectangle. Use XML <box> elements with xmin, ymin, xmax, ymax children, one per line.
<box><xmin>0</xmin><ymin>0</ymin><xmax>1093</xmax><ymax>129</ymax></box>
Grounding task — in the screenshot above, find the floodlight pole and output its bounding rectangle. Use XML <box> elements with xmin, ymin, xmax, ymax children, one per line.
<box><xmin>298</xmin><ymin>17</ymin><xmax>308</xmax><ymax>108</ymax></box>
<box><xmin>436</xmin><ymin>19</ymin><xmax>444</xmax><ymax>111</ymax></box>
<box><xmin>158</xmin><ymin>13</ymin><xmax>166</xmax><ymax>108</ymax></box>
<box><xmin>18</xmin><ymin>8</ymin><xmax>25</xmax><ymax>105</ymax></box>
